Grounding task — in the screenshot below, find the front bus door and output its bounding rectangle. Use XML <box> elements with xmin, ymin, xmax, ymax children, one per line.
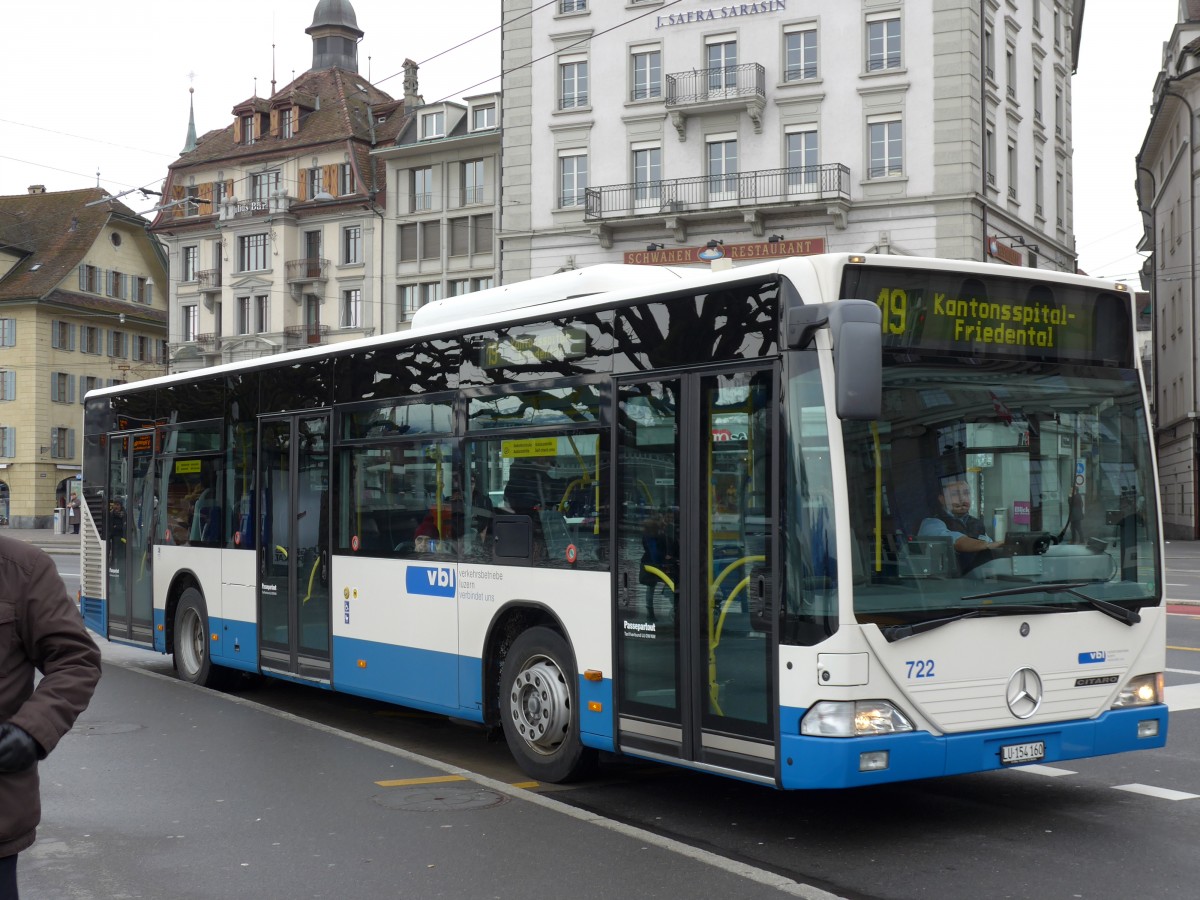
<box><xmin>615</xmin><ymin>365</ymin><xmax>778</xmax><ymax>781</ymax></box>
<box><xmin>106</xmin><ymin>429</ymin><xmax>155</xmax><ymax>644</ymax></box>
<box><xmin>257</xmin><ymin>412</ymin><xmax>332</xmax><ymax>682</ymax></box>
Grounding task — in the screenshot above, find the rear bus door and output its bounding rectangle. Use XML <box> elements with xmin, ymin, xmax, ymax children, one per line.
<box><xmin>257</xmin><ymin>412</ymin><xmax>332</xmax><ymax>682</ymax></box>
<box><xmin>105</xmin><ymin>428</ymin><xmax>156</xmax><ymax>644</ymax></box>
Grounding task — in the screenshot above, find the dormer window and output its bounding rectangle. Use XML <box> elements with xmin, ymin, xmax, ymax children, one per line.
<box><xmin>471</xmin><ymin>103</ymin><xmax>497</xmax><ymax>131</ymax></box>
<box><xmin>280</xmin><ymin>108</ymin><xmax>294</xmax><ymax>138</ymax></box>
<box><xmin>421</xmin><ymin>110</ymin><xmax>445</xmax><ymax>140</ymax></box>
<box><xmin>241</xmin><ymin>114</ymin><xmax>255</xmax><ymax>144</ymax></box>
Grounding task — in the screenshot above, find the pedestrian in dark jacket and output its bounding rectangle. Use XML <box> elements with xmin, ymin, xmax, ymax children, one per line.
<box><xmin>0</xmin><ymin>535</ymin><xmax>101</xmax><ymax>899</ymax></box>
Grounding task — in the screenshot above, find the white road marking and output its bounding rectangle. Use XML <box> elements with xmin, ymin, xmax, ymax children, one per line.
<box><xmin>1167</xmin><ymin>668</ymin><xmax>1200</xmax><ymax>676</ymax></box>
<box><xmin>1113</xmin><ymin>784</ymin><xmax>1200</xmax><ymax>801</ymax></box>
<box><xmin>1010</xmin><ymin>764</ymin><xmax>1076</xmax><ymax>777</ymax></box>
<box><xmin>1166</xmin><ymin>682</ymin><xmax>1200</xmax><ymax>712</ymax></box>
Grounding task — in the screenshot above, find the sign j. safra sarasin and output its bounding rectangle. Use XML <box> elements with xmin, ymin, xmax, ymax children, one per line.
<box><xmin>656</xmin><ymin>1</ymin><xmax>788</xmax><ymax>29</ymax></box>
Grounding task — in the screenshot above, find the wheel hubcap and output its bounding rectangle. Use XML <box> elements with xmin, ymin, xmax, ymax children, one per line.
<box><xmin>181</xmin><ymin>608</ymin><xmax>204</xmax><ymax>675</ymax></box>
<box><xmin>509</xmin><ymin>657</ymin><xmax>571</xmax><ymax>756</ymax></box>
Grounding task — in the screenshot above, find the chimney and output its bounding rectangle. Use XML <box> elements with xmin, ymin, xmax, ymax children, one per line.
<box><xmin>403</xmin><ymin>59</ymin><xmax>420</xmax><ymax>107</ymax></box>
<box><xmin>28</xmin><ymin>185</ymin><xmax>46</xmax><ymax>194</ymax></box>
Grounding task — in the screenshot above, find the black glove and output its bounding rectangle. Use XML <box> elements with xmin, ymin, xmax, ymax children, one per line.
<box><xmin>0</xmin><ymin>723</ymin><xmax>40</xmax><ymax>773</ymax></box>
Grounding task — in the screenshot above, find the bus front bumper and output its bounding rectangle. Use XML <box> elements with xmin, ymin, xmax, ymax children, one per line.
<box><xmin>778</xmin><ymin>705</ymin><xmax>1169</xmax><ymax>789</ymax></box>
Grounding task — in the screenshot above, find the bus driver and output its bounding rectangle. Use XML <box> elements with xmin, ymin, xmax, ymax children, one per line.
<box><xmin>918</xmin><ymin>477</ymin><xmax>1005</xmax><ymax>574</ymax></box>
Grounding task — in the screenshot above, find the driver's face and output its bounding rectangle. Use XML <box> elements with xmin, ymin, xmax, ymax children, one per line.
<box><xmin>942</xmin><ymin>481</ymin><xmax>972</xmax><ymax>516</ymax></box>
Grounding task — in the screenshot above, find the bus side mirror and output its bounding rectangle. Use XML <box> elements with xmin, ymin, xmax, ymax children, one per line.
<box><xmin>829</xmin><ymin>300</ymin><xmax>882</xmax><ymax>421</ymax></box>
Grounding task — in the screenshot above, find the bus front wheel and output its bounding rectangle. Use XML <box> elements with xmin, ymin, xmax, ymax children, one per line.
<box><xmin>173</xmin><ymin>588</ymin><xmax>220</xmax><ymax>688</ymax></box>
<box><xmin>500</xmin><ymin>626</ymin><xmax>597</xmax><ymax>783</ymax></box>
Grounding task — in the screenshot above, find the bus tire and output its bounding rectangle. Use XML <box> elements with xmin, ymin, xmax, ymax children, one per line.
<box><xmin>173</xmin><ymin>587</ymin><xmax>221</xmax><ymax>688</ymax></box>
<box><xmin>500</xmin><ymin>626</ymin><xmax>597</xmax><ymax>783</ymax></box>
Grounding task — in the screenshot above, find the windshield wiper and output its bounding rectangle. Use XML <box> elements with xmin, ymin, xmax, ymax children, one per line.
<box><xmin>878</xmin><ymin>604</ymin><xmax>1059</xmax><ymax>642</ymax></box>
<box><xmin>961</xmin><ymin>582</ymin><xmax>1141</xmax><ymax>627</ymax></box>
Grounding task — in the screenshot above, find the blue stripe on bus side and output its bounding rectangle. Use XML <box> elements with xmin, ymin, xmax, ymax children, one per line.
<box><xmin>778</xmin><ymin>705</ymin><xmax>1170</xmax><ymax>789</ymax></box>
<box><xmin>208</xmin><ymin>616</ymin><xmax>260</xmax><ymax>673</ymax></box>
<box><xmin>579</xmin><ymin>676</ymin><xmax>615</xmax><ymax>750</ymax></box>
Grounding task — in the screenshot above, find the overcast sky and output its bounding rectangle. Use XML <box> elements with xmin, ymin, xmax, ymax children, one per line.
<box><xmin>0</xmin><ymin>0</ymin><xmax>1180</xmax><ymax>285</ymax></box>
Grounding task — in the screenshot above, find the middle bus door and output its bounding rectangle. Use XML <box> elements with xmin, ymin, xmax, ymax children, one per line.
<box><xmin>257</xmin><ymin>412</ymin><xmax>332</xmax><ymax>683</ymax></box>
<box><xmin>615</xmin><ymin>365</ymin><xmax>778</xmax><ymax>781</ymax></box>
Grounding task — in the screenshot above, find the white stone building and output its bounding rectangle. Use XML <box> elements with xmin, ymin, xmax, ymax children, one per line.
<box><xmin>500</xmin><ymin>0</ymin><xmax>1082</xmax><ymax>282</ymax></box>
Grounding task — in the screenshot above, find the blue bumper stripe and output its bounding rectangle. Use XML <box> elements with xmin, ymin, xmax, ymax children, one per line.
<box><xmin>779</xmin><ymin>705</ymin><xmax>1169</xmax><ymax>789</ymax></box>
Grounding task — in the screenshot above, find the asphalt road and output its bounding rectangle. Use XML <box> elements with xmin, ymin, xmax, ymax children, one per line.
<box><xmin>35</xmin><ymin>552</ymin><xmax>1200</xmax><ymax>900</ymax></box>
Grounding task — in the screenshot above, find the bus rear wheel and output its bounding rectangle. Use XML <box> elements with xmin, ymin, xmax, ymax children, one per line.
<box><xmin>173</xmin><ymin>587</ymin><xmax>221</xmax><ymax>688</ymax></box>
<box><xmin>500</xmin><ymin>626</ymin><xmax>597</xmax><ymax>783</ymax></box>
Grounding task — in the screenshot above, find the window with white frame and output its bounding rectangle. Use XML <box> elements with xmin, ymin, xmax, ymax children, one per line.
<box><xmin>559</xmin><ymin>152</ymin><xmax>588</xmax><ymax>207</ymax></box>
<box><xmin>422</xmin><ymin>282</ymin><xmax>442</xmax><ymax>306</ymax></box>
<box><xmin>866</xmin><ymin>15</ymin><xmax>901</xmax><ymax>72</ymax></box>
<box><xmin>1033</xmin><ymin>68</ymin><xmax>1043</xmax><ymax>122</ymax></box>
<box><xmin>251</xmin><ymin>171</ymin><xmax>278</xmax><ymax>201</ymax></box>
<box><xmin>1006</xmin><ymin>46</ymin><xmax>1017</xmax><ymax>100</ymax></box>
<box><xmin>255</xmin><ymin>295</ymin><xmax>269</xmax><ymax>333</ymax></box>
<box><xmin>461</xmin><ymin>159</ymin><xmax>485</xmax><ymax>205</ymax></box>
<box><xmin>448</xmin><ymin>278</ymin><xmax>471</xmax><ymax>297</ymax></box>
<box><xmin>307</xmin><ymin>166</ymin><xmax>325</xmax><ymax>198</ymax></box>
<box><xmin>472</xmin><ymin>103</ymin><xmax>497</xmax><ymax>131</ymax></box>
<box><xmin>241</xmin><ymin>114</ymin><xmax>255</xmax><ymax>144</ymax></box>
<box><xmin>342</xmin><ymin>289</ymin><xmax>362</xmax><ymax>328</ymax></box>
<box><xmin>985</xmin><ymin>126</ymin><xmax>996</xmax><ymax>186</ymax></box>
<box><xmin>706</xmin><ymin>135</ymin><xmax>738</xmax><ymax>197</ymax></box>
<box><xmin>182</xmin><ymin>245</ymin><xmax>198</xmax><ymax>281</ymax></box>
<box><xmin>560</xmin><ymin>0</ymin><xmax>586</xmax><ymax>12</ymax></box>
<box><xmin>82</xmin><ymin>325</ymin><xmax>101</xmax><ymax>355</ymax></box>
<box><xmin>421</xmin><ymin>110</ymin><xmax>445</xmax><ymax>139</ymax></box>
<box><xmin>412</xmin><ymin>167</ymin><xmax>433</xmax><ymax>211</ymax></box>
<box><xmin>400</xmin><ymin>284</ymin><xmax>421</xmax><ymax>319</ymax></box>
<box><xmin>631</xmin><ymin>46</ymin><xmax>662</xmax><ymax>100</ymax></box>
<box><xmin>785</xmin><ymin>127</ymin><xmax>819</xmax><ymax>192</ymax></box>
<box><xmin>343</xmin><ymin>225</ymin><xmax>362</xmax><ymax>264</ymax></box>
<box><xmin>632</xmin><ymin>144</ymin><xmax>662</xmax><ymax>206</ymax></box>
<box><xmin>707</xmin><ymin>38</ymin><xmax>738</xmax><ymax>91</ymax></box>
<box><xmin>238</xmin><ymin>233</ymin><xmax>269</xmax><ymax>271</ymax></box>
<box><xmin>237</xmin><ymin>296</ymin><xmax>252</xmax><ymax>335</ymax></box>
<box><xmin>1007</xmin><ymin>142</ymin><xmax>1018</xmax><ymax>200</ymax></box>
<box><xmin>81</xmin><ymin>375</ymin><xmax>101</xmax><ymax>397</ymax></box>
<box><xmin>280</xmin><ymin>107</ymin><xmax>294</xmax><ymax>138</ymax></box>
<box><xmin>133</xmin><ymin>335</ymin><xmax>153</xmax><ymax>362</ymax></box>
<box><xmin>340</xmin><ymin>163</ymin><xmax>355</xmax><ymax>195</ymax></box>
<box><xmin>784</xmin><ymin>26</ymin><xmax>818</xmax><ymax>81</ymax></box>
<box><xmin>867</xmin><ymin>117</ymin><xmax>903</xmax><ymax>178</ymax></box>
<box><xmin>1035</xmin><ymin>161</ymin><xmax>1044</xmax><ymax>216</ymax></box>
<box><xmin>560</xmin><ymin>57</ymin><xmax>589</xmax><ymax>109</ymax></box>
<box><xmin>182</xmin><ymin>305</ymin><xmax>199</xmax><ymax>342</ymax></box>
<box><xmin>473</xmin><ymin>276</ymin><xmax>494</xmax><ymax>292</ymax></box>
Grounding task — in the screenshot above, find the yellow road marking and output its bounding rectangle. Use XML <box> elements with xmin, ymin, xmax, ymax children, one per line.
<box><xmin>374</xmin><ymin>774</ymin><xmax>543</xmax><ymax>790</ymax></box>
<box><xmin>375</xmin><ymin>775</ymin><xmax>467</xmax><ymax>787</ymax></box>
<box><xmin>1167</xmin><ymin>645</ymin><xmax>1200</xmax><ymax>653</ymax></box>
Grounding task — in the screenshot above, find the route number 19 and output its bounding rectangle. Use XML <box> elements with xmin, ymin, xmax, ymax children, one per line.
<box><xmin>875</xmin><ymin>287</ymin><xmax>907</xmax><ymax>336</ymax></box>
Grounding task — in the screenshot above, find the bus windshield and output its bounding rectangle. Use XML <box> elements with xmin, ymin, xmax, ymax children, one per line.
<box><xmin>843</xmin><ymin>361</ymin><xmax>1159</xmax><ymax>629</ymax></box>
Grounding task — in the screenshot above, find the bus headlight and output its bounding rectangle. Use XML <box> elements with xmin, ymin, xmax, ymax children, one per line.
<box><xmin>801</xmin><ymin>700</ymin><xmax>915</xmax><ymax>737</ymax></box>
<box><xmin>1111</xmin><ymin>673</ymin><xmax>1163</xmax><ymax>708</ymax></box>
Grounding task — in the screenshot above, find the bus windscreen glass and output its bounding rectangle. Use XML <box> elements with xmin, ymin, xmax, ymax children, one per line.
<box><xmin>840</xmin><ymin>265</ymin><xmax>1134</xmax><ymax>367</ymax></box>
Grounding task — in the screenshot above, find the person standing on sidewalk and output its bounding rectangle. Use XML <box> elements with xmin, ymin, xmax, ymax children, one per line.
<box><xmin>0</xmin><ymin>535</ymin><xmax>101</xmax><ymax>900</ymax></box>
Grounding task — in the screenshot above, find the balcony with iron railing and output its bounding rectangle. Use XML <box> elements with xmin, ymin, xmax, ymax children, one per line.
<box><xmin>285</xmin><ymin>258</ymin><xmax>329</xmax><ymax>284</ymax></box>
<box><xmin>284</xmin><ymin>324</ymin><xmax>331</xmax><ymax>345</ymax></box>
<box><xmin>584</xmin><ymin>164</ymin><xmax>851</xmax><ymax>224</ymax></box>
<box><xmin>665</xmin><ymin>63</ymin><xmax>766</xmax><ymax>136</ymax></box>
<box><xmin>196</xmin><ymin>269</ymin><xmax>222</xmax><ymax>294</ymax></box>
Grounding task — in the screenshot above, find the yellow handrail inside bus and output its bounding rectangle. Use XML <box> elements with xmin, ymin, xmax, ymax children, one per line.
<box><xmin>641</xmin><ymin>565</ymin><xmax>675</xmax><ymax>593</ymax></box>
<box><xmin>301</xmin><ymin>554</ymin><xmax>321</xmax><ymax>605</ymax></box>
<box><xmin>872</xmin><ymin>420</ymin><xmax>882</xmax><ymax>572</ymax></box>
<box><xmin>707</xmin><ymin>554</ymin><xmax>765</xmax><ymax>714</ymax></box>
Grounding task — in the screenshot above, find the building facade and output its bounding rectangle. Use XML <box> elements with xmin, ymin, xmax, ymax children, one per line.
<box><xmin>150</xmin><ymin>1</ymin><xmax>412</xmax><ymax>370</ymax></box>
<box><xmin>374</xmin><ymin>92</ymin><xmax>502</xmax><ymax>327</ymax></box>
<box><xmin>0</xmin><ymin>186</ymin><xmax>168</xmax><ymax>527</ymax></box>
<box><xmin>1135</xmin><ymin>4</ymin><xmax>1200</xmax><ymax>539</ymax></box>
<box><xmin>500</xmin><ymin>0</ymin><xmax>1082</xmax><ymax>281</ymax></box>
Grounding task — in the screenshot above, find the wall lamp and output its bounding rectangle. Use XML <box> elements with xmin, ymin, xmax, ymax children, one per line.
<box><xmin>706</xmin><ymin>239</ymin><xmax>724</xmax><ymax>249</ymax></box>
<box><xmin>646</xmin><ymin>242</ymin><xmax>665</xmax><ymax>251</ymax></box>
<box><xmin>768</xmin><ymin>234</ymin><xmax>785</xmax><ymax>243</ymax></box>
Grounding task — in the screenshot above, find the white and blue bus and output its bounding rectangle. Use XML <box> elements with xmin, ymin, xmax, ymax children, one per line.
<box><xmin>80</xmin><ymin>254</ymin><xmax>1167</xmax><ymax>787</ymax></box>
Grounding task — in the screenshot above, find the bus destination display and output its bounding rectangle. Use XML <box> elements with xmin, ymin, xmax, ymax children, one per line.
<box><xmin>839</xmin><ymin>265</ymin><xmax>1133</xmax><ymax>367</ymax></box>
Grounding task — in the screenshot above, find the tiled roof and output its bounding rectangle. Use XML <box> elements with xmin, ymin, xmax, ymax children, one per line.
<box><xmin>0</xmin><ymin>187</ymin><xmax>141</xmax><ymax>303</ymax></box>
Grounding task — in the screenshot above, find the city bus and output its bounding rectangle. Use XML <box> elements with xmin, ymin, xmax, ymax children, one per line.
<box><xmin>79</xmin><ymin>253</ymin><xmax>1167</xmax><ymax>788</ymax></box>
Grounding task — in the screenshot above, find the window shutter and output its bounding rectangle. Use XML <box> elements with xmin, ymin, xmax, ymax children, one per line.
<box><xmin>5</xmin><ymin>370</ymin><xmax>14</xmax><ymax>399</ymax></box>
<box><xmin>68</xmin><ymin>376</ymin><xmax>76</xmax><ymax>404</ymax></box>
<box><xmin>147</xmin><ymin>282</ymin><xmax>153</xmax><ymax>305</ymax></box>
<box><xmin>298</xmin><ymin>175</ymin><xmax>307</xmax><ymax>202</ymax></box>
<box><xmin>171</xmin><ymin>185</ymin><xmax>185</xmax><ymax>218</ymax></box>
<box><xmin>69</xmin><ymin>323</ymin><xmax>77</xmax><ymax>351</ymax></box>
<box><xmin>232</xmin><ymin>116</ymin><xmax>242</xmax><ymax>144</ymax></box>
<box><xmin>1</xmin><ymin>319</ymin><xmax>13</xmax><ymax>346</ymax></box>
<box><xmin>324</xmin><ymin>164</ymin><xmax>339</xmax><ymax>195</ymax></box>
<box><xmin>50</xmin><ymin>428</ymin><xmax>59</xmax><ymax>457</ymax></box>
<box><xmin>68</xmin><ymin>429</ymin><xmax>76</xmax><ymax>459</ymax></box>
<box><xmin>78</xmin><ymin>264</ymin><xmax>86</xmax><ymax>290</ymax></box>
<box><xmin>1</xmin><ymin>426</ymin><xmax>14</xmax><ymax>457</ymax></box>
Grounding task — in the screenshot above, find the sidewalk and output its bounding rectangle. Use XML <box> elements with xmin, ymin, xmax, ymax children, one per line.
<box><xmin>0</xmin><ymin>526</ymin><xmax>80</xmax><ymax>554</ymax></box>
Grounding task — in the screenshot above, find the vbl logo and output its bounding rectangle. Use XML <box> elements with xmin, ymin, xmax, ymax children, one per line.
<box><xmin>1078</xmin><ymin>650</ymin><xmax>1107</xmax><ymax>664</ymax></box>
<box><xmin>406</xmin><ymin>565</ymin><xmax>456</xmax><ymax>598</ymax></box>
